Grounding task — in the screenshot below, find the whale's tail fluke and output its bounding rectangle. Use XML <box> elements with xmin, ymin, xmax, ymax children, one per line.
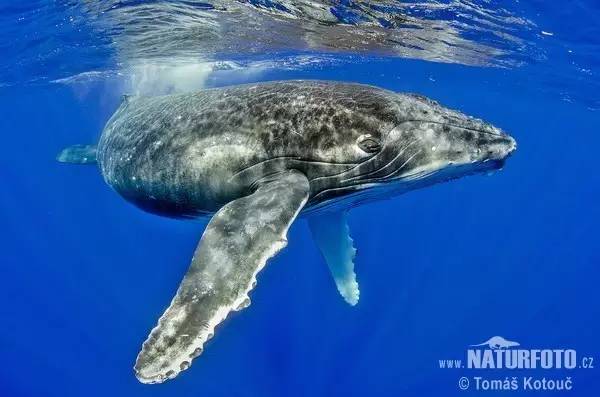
<box><xmin>57</xmin><ymin>144</ymin><xmax>97</xmax><ymax>164</ymax></box>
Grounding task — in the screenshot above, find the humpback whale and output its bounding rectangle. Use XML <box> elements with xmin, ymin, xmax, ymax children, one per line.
<box><xmin>58</xmin><ymin>80</ymin><xmax>516</xmax><ymax>383</ymax></box>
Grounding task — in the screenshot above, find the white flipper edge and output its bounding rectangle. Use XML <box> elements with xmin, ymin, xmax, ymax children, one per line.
<box><xmin>308</xmin><ymin>211</ymin><xmax>359</xmax><ymax>306</ymax></box>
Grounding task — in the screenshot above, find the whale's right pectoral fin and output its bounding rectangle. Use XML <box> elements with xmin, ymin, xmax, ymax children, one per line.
<box><xmin>134</xmin><ymin>170</ymin><xmax>310</xmax><ymax>384</ymax></box>
<box><xmin>308</xmin><ymin>211</ymin><xmax>359</xmax><ymax>306</ymax></box>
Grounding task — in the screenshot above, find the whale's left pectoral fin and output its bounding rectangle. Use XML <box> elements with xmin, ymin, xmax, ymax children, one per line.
<box><xmin>308</xmin><ymin>211</ymin><xmax>359</xmax><ymax>306</ymax></box>
<box><xmin>134</xmin><ymin>170</ymin><xmax>310</xmax><ymax>384</ymax></box>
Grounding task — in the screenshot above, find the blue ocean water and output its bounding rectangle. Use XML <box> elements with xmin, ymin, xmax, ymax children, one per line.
<box><xmin>1</xmin><ymin>1</ymin><xmax>599</xmax><ymax>396</ymax></box>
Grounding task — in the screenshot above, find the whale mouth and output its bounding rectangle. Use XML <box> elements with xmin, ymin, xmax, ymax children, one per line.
<box><xmin>393</xmin><ymin>118</ymin><xmax>517</xmax><ymax>160</ymax></box>
<box><xmin>305</xmin><ymin>137</ymin><xmax>513</xmax><ymax>214</ymax></box>
<box><xmin>336</xmin><ymin>120</ymin><xmax>517</xmax><ymax>189</ymax></box>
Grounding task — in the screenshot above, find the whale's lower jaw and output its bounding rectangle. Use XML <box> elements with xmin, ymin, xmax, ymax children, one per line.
<box><xmin>302</xmin><ymin>159</ymin><xmax>505</xmax><ymax>216</ymax></box>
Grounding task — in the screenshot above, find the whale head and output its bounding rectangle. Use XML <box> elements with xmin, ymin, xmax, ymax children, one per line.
<box><xmin>377</xmin><ymin>93</ymin><xmax>517</xmax><ymax>182</ymax></box>
<box><xmin>307</xmin><ymin>91</ymin><xmax>516</xmax><ymax>210</ymax></box>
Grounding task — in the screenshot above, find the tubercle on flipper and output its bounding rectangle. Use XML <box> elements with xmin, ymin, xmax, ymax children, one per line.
<box><xmin>133</xmin><ymin>266</ymin><xmax>269</xmax><ymax>384</ymax></box>
<box><xmin>234</xmin><ymin>296</ymin><xmax>251</xmax><ymax>311</ymax></box>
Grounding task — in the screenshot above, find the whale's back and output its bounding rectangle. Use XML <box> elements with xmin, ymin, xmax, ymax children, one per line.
<box><xmin>95</xmin><ymin>81</ymin><xmax>402</xmax><ymax>217</ymax></box>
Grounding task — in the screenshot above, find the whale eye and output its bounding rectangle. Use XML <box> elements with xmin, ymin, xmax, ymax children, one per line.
<box><xmin>357</xmin><ymin>134</ymin><xmax>382</xmax><ymax>154</ymax></box>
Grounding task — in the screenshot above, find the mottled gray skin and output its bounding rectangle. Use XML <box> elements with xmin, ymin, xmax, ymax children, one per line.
<box><xmin>91</xmin><ymin>80</ymin><xmax>516</xmax><ymax>383</ymax></box>
<box><xmin>97</xmin><ymin>80</ymin><xmax>515</xmax><ymax>219</ymax></box>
